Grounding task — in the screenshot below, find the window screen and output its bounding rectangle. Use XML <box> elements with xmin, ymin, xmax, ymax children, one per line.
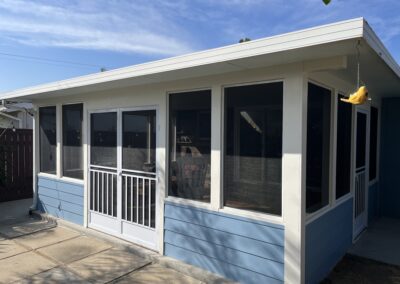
<box><xmin>39</xmin><ymin>106</ymin><xmax>57</xmax><ymax>174</ymax></box>
<box><xmin>63</xmin><ymin>104</ymin><xmax>83</xmax><ymax>179</ymax></box>
<box><xmin>168</xmin><ymin>90</ymin><xmax>211</xmax><ymax>202</ymax></box>
<box><xmin>336</xmin><ymin>95</ymin><xmax>352</xmax><ymax>199</ymax></box>
<box><xmin>369</xmin><ymin>107</ymin><xmax>378</xmax><ymax>181</ymax></box>
<box><xmin>90</xmin><ymin>112</ymin><xmax>117</xmax><ymax>168</ymax></box>
<box><xmin>306</xmin><ymin>83</ymin><xmax>331</xmax><ymax>213</ymax></box>
<box><xmin>224</xmin><ymin>82</ymin><xmax>283</xmax><ymax>215</ymax></box>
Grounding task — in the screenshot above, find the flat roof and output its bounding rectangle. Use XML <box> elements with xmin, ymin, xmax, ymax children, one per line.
<box><xmin>1</xmin><ymin>17</ymin><xmax>399</xmax><ymax>100</ymax></box>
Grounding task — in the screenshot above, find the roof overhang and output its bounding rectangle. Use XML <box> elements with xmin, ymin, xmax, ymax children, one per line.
<box><xmin>1</xmin><ymin>17</ymin><xmax>399</xmax><ymax>101</ymax></box>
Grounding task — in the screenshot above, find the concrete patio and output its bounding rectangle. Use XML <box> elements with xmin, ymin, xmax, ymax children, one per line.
<box><xmin>349</xmin><ymin>217</ymin><xmax>400</xmax><ymax>266</ymax></box>
<box><xmin>0</xmin><ymin>199</ymin><xmax>233</xmax><ymax>284</ymax></box>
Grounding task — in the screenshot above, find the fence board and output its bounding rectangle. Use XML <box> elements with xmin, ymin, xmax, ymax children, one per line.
<box><xmin>0</xmin><ymin>128</ymin><xmax>33</xmax><ymax>202</ymax></box>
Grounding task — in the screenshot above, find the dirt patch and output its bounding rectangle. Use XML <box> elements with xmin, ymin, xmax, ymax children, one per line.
<box><xmin>323</xmin><ymin>254</ymin><xmax>400</xmax><ymax>284</ymax></box>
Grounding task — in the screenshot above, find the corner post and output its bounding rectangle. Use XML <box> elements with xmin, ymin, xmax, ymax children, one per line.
<box><xmin>282</xmin><ymin>70</ymin><xmax>307</xmax><ymax>283</ymax></box>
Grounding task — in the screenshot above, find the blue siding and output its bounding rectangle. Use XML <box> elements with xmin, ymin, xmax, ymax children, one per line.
<box><xmin>380</xmin><ymin>98</ymin><xmax>400</xmax><ymax>219</ymax></box>
<box><xmin>368</xmin><ymin>182</ymin><xmax>379</xmax><ymax>222</ymax></box>
<box><xmin>305</xmin><ymin>198</ymin><xmax>353</xmax><ymax>284</ymax></box>
<box><xmin>37</xmin><ymin>176</ymin><xmax>84</xmax><ymax>225</ymax></box>
<box><xmin>164</xmin><ymin>202</ymin><xmax>284</xmax><ymax>283</ymax></box>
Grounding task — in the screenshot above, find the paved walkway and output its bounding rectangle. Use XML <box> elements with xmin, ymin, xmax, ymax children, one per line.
<box><xmin>348</xmin><ymin>217</ymin><xmax>400</xmax><ymax>266</ymax></box>
<box><xmin>0</xmin><ymin>199</ymin><xmax>233</xmax><ymax>284</ymax></box>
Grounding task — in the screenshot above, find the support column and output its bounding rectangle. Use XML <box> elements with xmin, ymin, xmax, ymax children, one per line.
<box><xmin>30</xmin><ymin>108</ymin><xmax>39</xmax><ymax>212</ymax></box>
<box><xmin>210</xmin><ymin>85</ymin><xmax>223</xmax><ymax>211</ymax></box>
<box><xmin>282</xmin><ymin>71</ymin><xmax>307</xmax><ymax>283</ymax></box>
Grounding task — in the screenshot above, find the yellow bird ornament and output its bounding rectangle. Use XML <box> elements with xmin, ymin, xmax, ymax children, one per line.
<box><xmin>340</xmin><ymin>86</ymin><xmax>369</xmax><ymax>105</ymax></box>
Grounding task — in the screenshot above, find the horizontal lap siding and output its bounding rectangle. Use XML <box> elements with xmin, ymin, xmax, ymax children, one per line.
<box><xmin>38</xmin><ymin>176</ymin><xmax>84</xmax><ymax>225</ymax></box>
<box><xmin>164</xmin><ymin>202</ymin><xmax>284</xmax><ymax>283</ymax></box>
<box><xmin>305</xmin><ymin>198</ymin><xmax>353</xmax><ymax>284</ymax></box>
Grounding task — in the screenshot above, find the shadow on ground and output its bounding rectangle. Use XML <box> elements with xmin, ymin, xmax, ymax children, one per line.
<box><xmin>323</xmin><ymin>254</ymin><xmax>400</xmax><ymax>284</ymax></box>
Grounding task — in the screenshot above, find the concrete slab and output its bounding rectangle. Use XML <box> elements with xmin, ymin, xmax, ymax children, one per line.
<box><xmin>115</xmin><ymin>264</ymin><xmax>203</xmax><ymax>284</ymax></box>
<box><xmin>15</xmin><ymin>226</ymin><xmax>81</xmax><ymax>249</ymax></box>
<box><xmin>0</xmin><ymin>198</ymin><xmax>32</xmax><ymax>225</ymax></box>
<box><xmin>0</xmin><ymin>218</ymin><xmax>55</xmax><ymax>238</ymax></box>
<box><xmin>0</xmin><ymin>251</ymin><xmax>56</xmax><ymax>283</ymax></box>
<box><xmin>18</xmin><ymin>267</ymin><xmax>89</xmax><ymax>284</ymax></box>
<box><xmin>37</xmin><ymin>236</ymin><xmax>112</xmax><ymax>264</ymax></box>
<box><xmin>67</xmin><ymin>248</ymin><xmax>151</xmax><ymax>284</ymax></box>
<box><xmin>349</xmin><ymin>218</ymin><xmax>400</xmax><ymax>266</ymax></box>
<box><xmin>0</xmin><ymin>239</ymin><xmax>28</xmax><ymax>260</ymax></box>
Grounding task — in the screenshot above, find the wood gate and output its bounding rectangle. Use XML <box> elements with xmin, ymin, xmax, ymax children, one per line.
<box><xmin>0</xmin><ymin>128</ymin><xmax>33</xmax><ymax>202</ymax></box>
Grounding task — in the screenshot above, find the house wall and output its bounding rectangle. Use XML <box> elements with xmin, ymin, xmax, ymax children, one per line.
<box><xmin>31</xmin><ymin>61</ymin><xmax>340</xmax><ymax>283</ymax></box>
<box><xmin>380</xmin><ymin>98</ymin><xmax>400</xmax><ymax>219</ymax></box>
<box><xmin>164</xmin><ymin>202</ymin><xmax>284</xmax><ymax>284</ymax></box>
<box><xmin>305</xmin><ymin>198</ymin><xmax>353</xmax><ymax>284</ymax></box>
<box><xmin>37</xmin><ymin>175</ymin><xmax>84</xmax><ymax>225</ymax></box>
<box><xmin>368</xmin><ymin>182</ymin><xmax>379</xmax><ymax>221</ymax></box>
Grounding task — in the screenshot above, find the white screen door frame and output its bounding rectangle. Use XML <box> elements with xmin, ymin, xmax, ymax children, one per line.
<box><xmin>353</xmin><ymin>108</ymin><xmax>369</xmax><ymax>239</ymax></box>
<box><xmin>88</xmin><ymin>106</ymin><xmax>159</xmax><ymax>251</ymax></box>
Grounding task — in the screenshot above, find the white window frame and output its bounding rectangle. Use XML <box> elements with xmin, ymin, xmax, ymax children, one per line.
<box><xmin>219</xmin><ymin>79</ymin><xmax>284</xmax><ymax>224</ymax></box>
<box><xmin>61</xmin><ymin>102</ymin><xmax>85</xmax><ymax>182</ymax></box>
<box><xmin>38</xmin><ymin>105</ymin><xmax>58</xmax><ymax>177</ymax></box>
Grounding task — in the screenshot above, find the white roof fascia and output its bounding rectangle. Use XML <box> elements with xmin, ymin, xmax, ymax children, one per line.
<box><xmin>362</xmin><ymin>21</ymin><xmax>400</xmax><ymax>78</ymax></box>
<box><xmin>0</xmin><ymin>18</ymin><xmax>366</xmax><ymax>100</ymax></box>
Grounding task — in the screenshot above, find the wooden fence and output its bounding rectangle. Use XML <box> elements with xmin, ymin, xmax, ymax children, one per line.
<box><xmin>0</xmin><ymin>128</ymin><xmax>33</xmax><ymax>202</ymax></box>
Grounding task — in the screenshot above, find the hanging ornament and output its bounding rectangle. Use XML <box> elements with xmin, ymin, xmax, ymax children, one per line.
<box><xmin>341</xmin><ymin>41</ymin><xmax>370</xmax><ymax>105</ymax></box>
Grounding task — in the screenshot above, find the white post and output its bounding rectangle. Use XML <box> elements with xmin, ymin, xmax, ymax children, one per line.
<box><xmin>282</xmin><ymin>70</ymin><xmax>307</xmax><ymax>283</ymax></box>
<box><xmin>210</xmin><ymin>85</ymin><xmax>222</xmax><ymax>210</ymax></box>
<box><xmin>83</xmin><ymin>104</ymin><xmax>88</xmax><ymax>227</ymax></box>
<box><xmin>30</xmin><ymin>108</ymin><xmax>39</xmax><ymax>212</ymax></box>
<box><xmin>56</xmin><ymin>104</ymin><xmax>62</xmax><ymax>178</ymax></box>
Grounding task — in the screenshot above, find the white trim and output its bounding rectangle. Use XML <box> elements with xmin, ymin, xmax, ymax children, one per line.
<box><xmin>305</xmin><ymin>80</ymin><xmax>335</xmax><ymax>220</ymax></box>
<box><xmin>210</xmin><ymin>84</ymin><xmax>223</xmax><ymax>211</ymax></box>
<box><xmin>58</xmin><ymin>176</ymin><xmax>85</xmax><ymax>185</ymax></box>
<box><xmin>219</xmin><ymin>207</ymin><xmax>283</xmax><ymax>225</ymax></box>
<box><xmin>37</xmin><ymin>172</ymin><xmax>59</xmax><ymax>179</ymax></box>
<box><xmin>0</xmin><ymin>18</ymin><xmax>369</xmax><ymax>100</ymax></box>
<box><xmin>221</xmin><ymin>78</ymin><xmax>285</xmax><ymax>219</ymax></box>
<box><xmin>165</xmin><ymin>196</ymin><xmax>213</xmax><ymax>211</ymax></box>
<box><xmin>306</xmin><ymin>195</ymin><xmax>353</xmax><ymax>225</ymax></box>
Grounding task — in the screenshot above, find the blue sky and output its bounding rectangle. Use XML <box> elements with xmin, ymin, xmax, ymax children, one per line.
<box><xmin>0</xmin><ymin>0</ymin><xmax>399</xmax><ymax>93</ymax></box>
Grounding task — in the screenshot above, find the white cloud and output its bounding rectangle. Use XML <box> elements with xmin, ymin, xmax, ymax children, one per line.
<box><xmin>0</xmin><ymin>0</ymin><xmax>195</xmax><ymax>56</ymax></box>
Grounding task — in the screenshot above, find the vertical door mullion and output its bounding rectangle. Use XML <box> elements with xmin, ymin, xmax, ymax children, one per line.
<box><xmin>117</xmin><ymin>110</ymin><xmax>123</xmax><ymax>233</ymax></box>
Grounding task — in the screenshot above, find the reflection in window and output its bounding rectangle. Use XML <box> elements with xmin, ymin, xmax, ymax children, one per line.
<box><xmin>224</xmin><ymin>82</ymin><xmax>283</xmax><ymax>215</ymax></box>
<box><xmin>336</xmin><ymin>95</ymin><xmax>352</xmax><ymax>199</ymax></box>
<box><xmin>63</xmin><ymin>104</ymin><xmax>83</xmax><ymax>179</ymax></box>
<box><xmin>306</xmin><ymin>83</ymin><xmax>331</xmax><ymax>213</ymax></box>
<box><xmin>40</xmin><ymin>106</ymin><xmax>56</xmax><ymax>174</ymax></box>
<box><xmin>168</xmin><ymin>90</ymin><xmax>211</xmax><ymax>202</ymax></box>
<box><xmin>90</xmin><ymin>112</ymin><xmax>117</xmax><ymax>167</ymax></box>
<box><xmin>123</xmin><ymin>110</ymin><xmax>156</xmax><ymax>172</ymax></box>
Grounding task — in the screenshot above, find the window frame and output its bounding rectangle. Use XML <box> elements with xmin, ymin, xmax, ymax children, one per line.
<box><xmin>220</xmin><ymin>80</ymin><xmax>284</xmax><ymax>219</ymax></box>
<box><xmin>61</xmin><ymin>103</ymin><xmax>84</xmax><ymax>180</ymax></box>
<box><xmin>334</xmin><ymin>93</ymin><xmax>353</xmax><ymax>201</ymax></box>
<box><xmin>166</xmin><ymin>88</ymin><xmax>213</xmax><ymax>205</ymax></box>
<box><xmin>38</xmin><ymin>105</ymin><xmax>57</xmax><ymax>176</ymax></box>
<box><xmin>305</xmin><ymin>80</ymin><xmax>339</xmax><ymax>221</ymax></box>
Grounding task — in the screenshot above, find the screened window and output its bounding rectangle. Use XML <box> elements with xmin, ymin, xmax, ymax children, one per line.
<box><xmin>224</xmin><ymin>82</ymin><xmax>283</xmax><ymax>216</ymax></box>
<box><xmin>369</xmin><ymin>107</ymin><xmax>378</xmax><ymax>181</ymax></box>
<box><xmin>63</xmin><ymin>104</ymin><xmax>83</xmax><ymax>179</ymax></box>
<box><xmin>90</xmin><ymin>112</ymin><xmax>117</xmax><ymax>167</ymax></box>
<box><xmin>306</xmin><ymin>83</ymin><xmax>331</xmax><ymax>213</ymax></box>
<box><xmin>336</xmin><ymin>95</ymin><xmax>352</xmax><ymax>199</ymax></box>
<box><xmin>168</xmin><ymin>90</ymin><xmax>211</xmax><ymax>202</ymax></box>
<box><xmin>39</xmin><ymin>106</ymin><xmax>57</xmax><ymax>174</ymax></box>
<box><xmin>122</xmin><ymin>110</ymin><xmax>156</xmax><ymax>172</ymax></box>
